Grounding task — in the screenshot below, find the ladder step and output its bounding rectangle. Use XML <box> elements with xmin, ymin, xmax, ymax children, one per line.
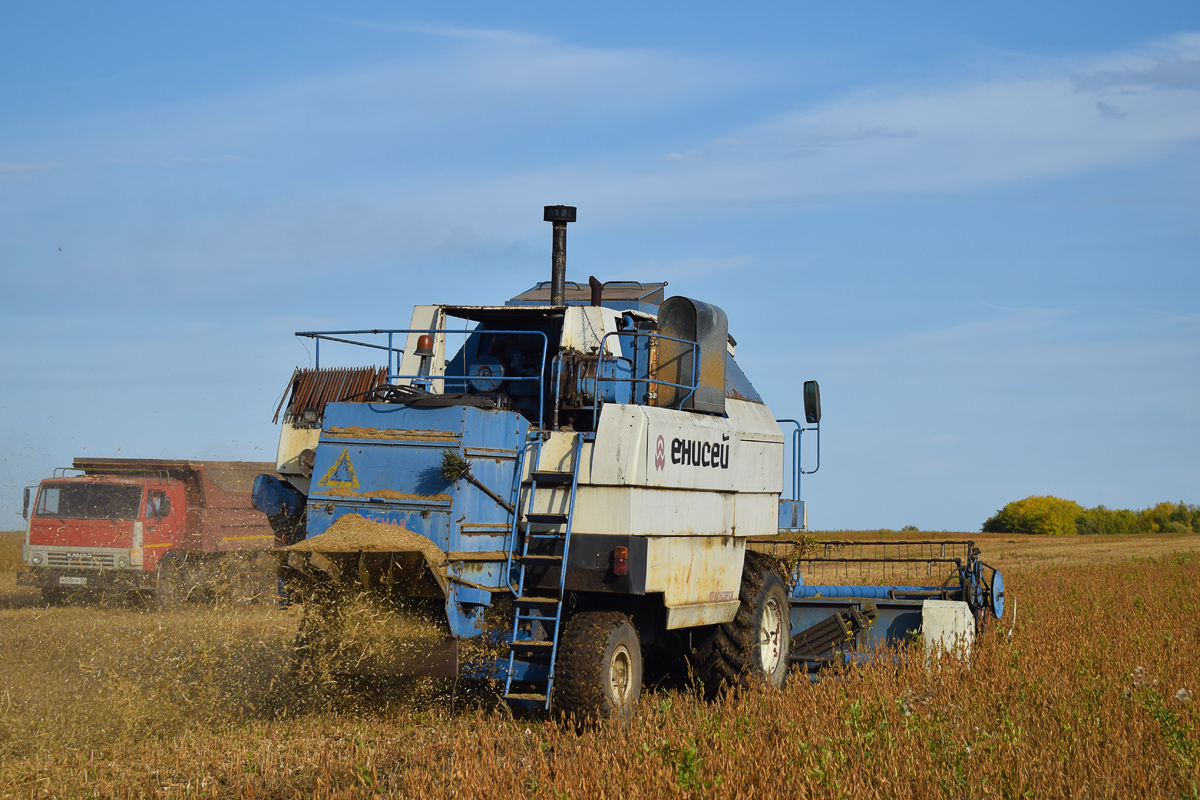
<box><xmin>503</xmin><ymin>692</ymin><xmax>548</xmax><ymax>709</ymax></box>
<box><xmin>526</xmin><ymin>513</ymin><xmax>568</xmax><ymax>525</ymax></box>
<box><xmin>519</xmin><ymin>554</ymin><xmax>562</xmax><ymax>566</ymax></box>
<box><xmin>515</xmin><ymin>595</ymin><xmax>561</xmax><ymax>609</ymax></box>
<box><xmin>510</xmin><ymin>640</ymin><xmax>555</xmax><ymax>653</ymax></box>
<box><xmin>530</xmin><ymin>470</ymin><xmax>574</xmax><ymax>486</ymax></box>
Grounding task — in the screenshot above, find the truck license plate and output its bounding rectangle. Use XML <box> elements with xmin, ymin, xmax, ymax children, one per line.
<box><xmin>58</xmin><ymin>576</ymin><xmax>87</xmax><ymax>586</ymax></box>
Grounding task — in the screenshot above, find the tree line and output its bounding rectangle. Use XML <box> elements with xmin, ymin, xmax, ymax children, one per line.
<box><xmin>982</xmin><ymin>496</ymin><xmax>1200</xmax><ymax>536</ymax></box>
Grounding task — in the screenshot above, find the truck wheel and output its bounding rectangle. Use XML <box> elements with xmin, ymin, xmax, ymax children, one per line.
<box><xmin>155</xmin><ymin>558</ymin><xmax>185</xmax><ymax>609</ymax></box>
<box><xmin>690</xmin><ymin>552</ymin><xmax>791</xmax><ymax>694</ymax></box>
<box><xmin>291</xmin><ymin>597</ymin><xmax>345</xmax><ymax>696</ymax></box>
<box><xmin>554</xmin><ymin>611</ymin><xmax>642</xmax><ymax>721</ymax></box>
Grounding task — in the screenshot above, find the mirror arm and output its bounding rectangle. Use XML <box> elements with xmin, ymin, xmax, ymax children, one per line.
<box><xmin>800</xmin><ymin>423</ymin><xmax>820</xmax><ymax>476</ymax></box>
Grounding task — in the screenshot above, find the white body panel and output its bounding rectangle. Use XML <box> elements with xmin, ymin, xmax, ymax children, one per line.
<box><xmin>395</xmin><ymin>305</ymin><xmax>447</xmax><ymax>391</ymax></box>
<box><xmin>276</xmin><ymin>422</ymin><xmax>321</xmax><ymax>494</ymax></box>
<box><xmin>559</xmin><ymin>306</ymin><xmax>624</xmax><ymax>357</ymax></box>
<box><xmin>922</xmin><ymin>599</ymin><xmax>975</xmax><ymax>661</ymax></box>
<box><xmin>530</xmin><ymin>399</ymin><xmax>782</xmax><ymax>536</ymax></box>
<box><xmin>526</xmin><ymin>398</ymin><xmax>783</xmax><ymax>626</ymax></box>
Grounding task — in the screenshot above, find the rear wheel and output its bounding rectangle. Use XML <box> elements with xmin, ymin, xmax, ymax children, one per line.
<box><xmin>555</xmin><ymin>611</ymin><xmax>642</xmax><ymax>721</ymax></box>
<box><xmin>690</xmin><ymin>552</ymin><xmax>791</xmax><ymax>694</ymax></box>
<box><xmin>155</xmin><ymin>557</ymin><xmax>186</xmax><ymax>609</ymax></box>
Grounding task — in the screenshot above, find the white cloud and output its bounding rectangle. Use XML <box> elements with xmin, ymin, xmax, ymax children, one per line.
<box><xmin>466</xmin><ymin>31</ymin><xmax>1200</xmax><ymax>216</ymax></box>
<box><xmin>0</xmin><ymin>162</ymin><xmax>56</xmax><ymax>174</ymax></box>
<box><xmin>337</xmin><ymin>19</ymin><xmax>548</xmax><ymax>46</ymax></box>
<box><xmin>5</xmin><ymin>27</ymin><xmax>1199</xmax><ymax>294</ymax></box>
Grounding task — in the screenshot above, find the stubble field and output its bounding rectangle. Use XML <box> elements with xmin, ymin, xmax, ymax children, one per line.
<box><xmin>0</xmin><ymin>530</ymin><xmax>1197</xmax><ymax>799</ymax></box>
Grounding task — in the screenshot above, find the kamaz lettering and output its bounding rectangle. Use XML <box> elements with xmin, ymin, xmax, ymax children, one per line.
<box><xmin>670</xmin><ymin>438</ymin><xmax>731</xmax><ymax>469</ymax></box>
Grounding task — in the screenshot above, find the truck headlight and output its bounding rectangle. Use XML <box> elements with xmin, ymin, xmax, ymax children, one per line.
<box><xmin>117</xmin><ymin>555</ymin><xmax>130</xmax><ymax>569</ymax></box>
<box><xmin>30</xmin><ymin>552</ymin><xmax>43</xmax><ymax>565</ymax></box>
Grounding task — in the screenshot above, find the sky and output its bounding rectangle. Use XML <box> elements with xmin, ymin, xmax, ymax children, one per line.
<box><xmin>2</xmin><ymin>1</ymin><xmax>1198</xmax><ymax>531</ymax></box>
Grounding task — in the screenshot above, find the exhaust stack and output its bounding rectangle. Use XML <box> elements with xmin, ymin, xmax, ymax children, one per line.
<box><xmin>543</xmin><ymin>205</ymin><xmax>576</xmax><ymax>306</ymax></box>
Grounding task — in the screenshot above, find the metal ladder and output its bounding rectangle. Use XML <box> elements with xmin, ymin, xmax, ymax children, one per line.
<box><xmin>502</xmin><ymin>431</ymin><xmax>587</xmax><ymax>711</ymax></box>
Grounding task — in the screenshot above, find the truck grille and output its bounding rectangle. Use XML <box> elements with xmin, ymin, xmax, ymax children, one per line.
<box><xmin>45</xmin><ymin>552</ymin><xmax>116</xmax><ymax>569</ymax></box>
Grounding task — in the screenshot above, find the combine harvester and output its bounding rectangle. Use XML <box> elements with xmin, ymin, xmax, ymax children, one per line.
<box><xmin>253</xmin><ymin>205</ymin><xmax>1004</xmax><ymax>717</ymax></box>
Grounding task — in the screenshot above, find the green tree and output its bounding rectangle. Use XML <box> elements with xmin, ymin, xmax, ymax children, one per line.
<box><xmin>982</xmin><ymin>496</ymin><xmax>1083</xmax><ymax>536</ymax></box>
<box><xmin>1135</xmin><ymin>502</ymin><xmax>1197</xmax><ymax>535</ymax></box>
<box><xmin>1075</xmin><ymin>505</ymin><xmax>1138</xmax><ymax>536</ymax></box>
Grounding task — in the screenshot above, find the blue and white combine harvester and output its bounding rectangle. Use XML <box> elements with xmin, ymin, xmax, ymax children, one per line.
<box><xmin>253</xmin><ymin>206</ymin><xmax>1004</xmax><ymax>717</ymax></box>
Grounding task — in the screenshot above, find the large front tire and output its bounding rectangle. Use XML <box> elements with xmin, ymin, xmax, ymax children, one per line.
<box><xmin>690</xmin><ymin>552</ymin><xmax>791</xmax><ymax>694</ymax></box>
<box><xmin>555</xmin><ymin>611</ymin><xmax>642</xmax><ymax>721</ymax></box>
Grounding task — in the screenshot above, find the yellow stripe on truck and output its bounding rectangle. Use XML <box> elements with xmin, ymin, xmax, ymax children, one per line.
<box><xmin>221</xmin><ymin>535</ymin><xmax>276</xmax><ymax>543</ymax></box>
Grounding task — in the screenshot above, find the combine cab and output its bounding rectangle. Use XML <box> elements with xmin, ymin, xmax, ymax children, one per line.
<box><xmin>255</xmin><ymin>206</ymin><xmax>1003</xmax><ymax>717</ymax></box>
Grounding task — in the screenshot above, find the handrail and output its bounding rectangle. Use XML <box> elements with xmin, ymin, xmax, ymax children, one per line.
<box><xmin>590</xmin><ymin>330</ymin><xmax>700</xmax><ymax>419</ymax></box>
<box><xmin>776</xmin><ymin>417</ymin><xmax>820</xmax><ymax>503</ymax></box>
<box><xmin>51</xmin><ymin>467</ymin><xmax>173</xmax><ymax>481</ymax></box>
<box><xmin>296</xmin><ymin>328</ymin><xmax>550</xmax><ymax>430</ymax></box>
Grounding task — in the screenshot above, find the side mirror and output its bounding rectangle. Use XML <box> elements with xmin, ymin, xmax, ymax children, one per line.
<box><xmin>804</xmin><ymin>380</ymin><xmax>821</xmax><ymax>424</ymax></box>
<box><xmin>22</xmin><ymin>487</ymin><xmax>32</xmax><ymax>520</ymax></box>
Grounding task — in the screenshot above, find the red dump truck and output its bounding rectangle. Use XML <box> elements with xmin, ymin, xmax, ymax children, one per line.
<box><xmin>19</xmin><ymin>458</ymin><xmax>280</xmax><ymax>606</ymax></box>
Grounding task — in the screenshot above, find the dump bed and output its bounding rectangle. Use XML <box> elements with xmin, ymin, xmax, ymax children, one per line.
<box><xmin>73</xmin><ymin>458</ymin><xmax>279</xmax><ymax>554</ymax></box>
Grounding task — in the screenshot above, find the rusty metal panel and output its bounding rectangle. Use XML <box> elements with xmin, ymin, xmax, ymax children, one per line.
<box><xmin>665</xmin><ymin>600</ymin><xmax>742</xmax><ymax>629</ymax></box>
<box><xmin>277</xmin><ymin>366</ymin><xmax>387</xmax><ymax>424</ymax></box>
<box><xmin>644</xmin><ymin>534</ymin><xmax>745</xmax><ymax>614</ymax></box>
<box><xmin>655</xmin><ymin>296</ymin><xmax>727</xmax><ymax>414</ymax></box>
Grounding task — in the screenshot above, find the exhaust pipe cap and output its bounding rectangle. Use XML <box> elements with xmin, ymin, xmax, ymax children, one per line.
<box><xmin>544</xmin><ymin>205</ymin><xmax>577</xmax><ymax>223</ymax></box>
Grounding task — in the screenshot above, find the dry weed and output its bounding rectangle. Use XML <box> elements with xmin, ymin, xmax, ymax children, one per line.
<box><xmin>0</xmin><ymin>531</ymin><xmax>1197</xmax><ymax>798</ymax></box>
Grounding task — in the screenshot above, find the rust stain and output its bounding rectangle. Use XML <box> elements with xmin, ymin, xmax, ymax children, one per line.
<box><xmin>445</xmin><ymin>550</ymin><xmax>508</xmax><ymax>562</ymax></box>
<box><xmin>325</xmin><ymin>426</ymin><xmax>460</xmax><ymax>442</ymax></box>
<box><xmin>653</xmin><ymin>535</ymin><xmax>742</xmax><ymax>607</ymax></box>
<box><xmin>319</xmin><ymin>486</ymin><xmax>453</xmax><ymax>503</ymax></box>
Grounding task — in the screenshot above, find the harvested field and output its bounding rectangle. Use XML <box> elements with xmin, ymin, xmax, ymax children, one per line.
<box><xmin>1</xmin><ymin>529</ymin><xmax>1198</xmax><ymax>798</ymax></box>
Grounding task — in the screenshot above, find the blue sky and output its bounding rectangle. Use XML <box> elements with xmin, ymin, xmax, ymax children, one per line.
<box><xmin>2</xmin><ymin>2</ymin><xmax>1198</xmax><ymax>530</ymax></box>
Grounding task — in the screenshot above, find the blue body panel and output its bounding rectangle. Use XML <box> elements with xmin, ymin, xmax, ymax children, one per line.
<box><xmin>304</xmin><ymin>401</ymin><xmax>528</xmax><ymax>640</ymax></box>
<box><xmin>306</xmin><ymin>402</ymin><xmax>526</xmax><ymax>561</ymax></box>
<box><xmin>252</xmin><ymin>473</ymin><xmax>305</xmax><ymax>518</ymax></box>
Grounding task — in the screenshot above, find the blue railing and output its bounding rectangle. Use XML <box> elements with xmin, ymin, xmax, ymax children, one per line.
<box><xmin>589</xmin><ymin>330</ymin><xmax>701</xmax><ymax>418</ymax></box>
<box><xmin>295</xmin><ymin>328</ymin><xmax>550</xmax><ymax>429</ymax></box>
<box><xmin>776</xmin><ymin>418</ymin><xmax>820</xmax><ymax>504</ymax></box>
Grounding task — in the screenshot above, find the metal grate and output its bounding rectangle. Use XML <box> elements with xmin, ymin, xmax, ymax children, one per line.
<box><xmin>749</xmin><ymin>539</ymin><xmax>976</xmax><ymax>587</ymax></box>
<box><xmin>274</xmin><ymin>366</ymin><xmax>389</xmax><ymax>425</ymax></box>
<box><xmin>45</xmin><ymin>552</ymin><xmax>116</xmax><ymax>569</ymax></box>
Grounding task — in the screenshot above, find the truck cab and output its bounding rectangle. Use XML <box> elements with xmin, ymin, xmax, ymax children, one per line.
<box><xmin>21</xmin><ymin>472</ymin><xmax>185</xmax><ymax>601</ymax></box>
<box><xmin>20</xmin><ymin>459</ymin><xmax>280</xmax><ymax>605</ymax></box>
